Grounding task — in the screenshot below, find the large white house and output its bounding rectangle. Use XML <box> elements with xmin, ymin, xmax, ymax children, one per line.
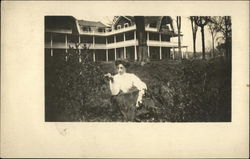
<box><xmin>45</xmin><ymin>16</ymin><xmax>187</xmax><ymax>62</ymax></box>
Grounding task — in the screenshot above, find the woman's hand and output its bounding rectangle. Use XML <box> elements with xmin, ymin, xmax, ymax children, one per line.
<box><xmin>104</xmin><ymin>73</ymin><xmax>114</xmax><ymax>82</ymax></box>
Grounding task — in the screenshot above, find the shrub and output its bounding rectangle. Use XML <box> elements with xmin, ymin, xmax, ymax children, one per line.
<box><xmin>45</xmin><ymin>44</ymin><xmax>107</xmax><ymax>121</ymax></box>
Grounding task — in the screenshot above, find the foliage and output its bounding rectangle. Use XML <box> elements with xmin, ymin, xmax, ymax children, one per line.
<box><xmin>213</xmin><ymin>16</ymin><xmax>232</xmax><ymax>60</ymax></box>
<box><xmin>207</xmin><ymin>16</ymin><xmax>221</xmax><ymax>58</ymax></box>
<box><xmin>45</xmin><ymin>44</ymin><xmax>107</xmax><ymax>121</ymax></box>
<box><xmin>46</xmin><ymin>48</ymin><xmax>231</xmax><ymax>122</ymax></box>
<box><xmin>128</xmin><ymin>58</ymin><xmax>231</xmax><ymax>122</ymax></box>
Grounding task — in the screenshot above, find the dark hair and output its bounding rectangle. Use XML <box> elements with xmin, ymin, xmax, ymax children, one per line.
<box><xmin>115</xmin><ymin>58</ymin><xmax>130</xmax><ymax>68</ymax></box>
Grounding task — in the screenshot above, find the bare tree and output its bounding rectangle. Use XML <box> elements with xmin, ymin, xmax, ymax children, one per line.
<box><xmin>134</xmin><ymin>16</ymin><xmax>148</xmax><ymax>64</ymax></box>
<box><xmin>215</xmin><ymin>16</ymin><xmax>232</xmax><ymax>60</ymax></box>
<box><xmin>190</xmin><ymin>16</ymin><xmax>198</xmax><ymax>59</ymax></box>
<box><xmin>207</xmin><ymin>16</ymin><xmax>220</xmax><ymax>58</ymax></box>
<box><xmin>194</xmin><ymin>16</ymin><xmax>210</xmax><ymax>59</ymax></box>
<box><xmin>176</xmin><ymin>16</ymin><xmax>182</xmax><ymax>59</ymax></box>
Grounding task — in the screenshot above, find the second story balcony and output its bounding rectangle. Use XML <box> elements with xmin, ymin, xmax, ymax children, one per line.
<box><xmin>147</xmin><ymin>40</ymin><xmax>178</xmax><ymax>47</ymax></box>
<box><xmin>79</xmin><ymin>25</ymin><xmax>136</xmax><ymax>36</ymax></box>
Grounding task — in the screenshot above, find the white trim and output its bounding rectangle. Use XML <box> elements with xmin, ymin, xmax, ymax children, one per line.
<box><xmin>114</xmin><ymin>48</ymin><xmax>117</xmax><ymax>60</ymax></box>
<box><xmin>124</xmin><ymin>47</ymin><xmax>126</xmax><ymax>59</ymax></box>
<box><xmin>148</xmin><ymin>46</ymin><xmax>150</xmax><ymax>58</ymax></box>
<box><xmin>134</xmin><ymin>46</ymin><xmax>137</xmax><ymax>60</ymax></box>
<box><xmin>124</xmin><ymin>23</ymin><xmax>129</xmax><ymax>28</ymax></box>
<box><xmin>106</xmin><ymin>49</ymin><xmax>108</xmax><ymax>62</ymax></box>
<box><xmin>117</xmin><ymin>25</ymin><xmax>121</xmax><ymax>29</ymax></box>
<box><xmin>65</xmin><ymin>35</ymin><xmax>68</xmax><ymax>52</ymax></box>
<box><xmin>160</xmin><ymin>47</ymin><xmax>162</xmax><ymax>60</ymax></box>
<box><xmin>93</xmin><ymin>51</ymin><xmax>96</xmax><ymax>62</ymax></box>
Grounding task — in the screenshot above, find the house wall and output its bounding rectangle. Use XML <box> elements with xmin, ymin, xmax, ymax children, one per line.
<box><xmin>126</xmin><ymin>46</ymin><xmax>135</xmax><ymax>61</ymax></box>
<box><xmin>81</xmin><ymin>26</ymin><xmax>105</xmax><ymax>33</ymax></box>
<box><xmin>149</xmin><ymin>47</ymin><xmax>160</xmax><ymax>60</ymax></box>
<box><xmin>162</xmin><ymin>47</ymin><xmax>170</xmax><ymax>59</ymax></box>
<box><xmin>95</xmin><ymin>36</ymin><xmax>106</xmax><ymax>44</ymax></box>
<box><xmin>95</xmin><ymin>49</ymin><xmax>106</xmax><ymax>61</ymax></box>
<box><xmin>81</xmin><ymin>35</ymin><xmax>93</xmax><ymax>44</ymax></box>
<box><xmin>161</xmin><ymin>34</ymin><xmax>170</xmax><ymax>42</ymax></box>
<box><xmin>149</xmin><ymin>32</ymin><xmax>159</xmax><ymax>41</ymax></box>
<box><xmin>116</xmin><ymin>48</ymin><xmax>124</xmax><ymax>59</ymax></box>
<box><xmin>108</xmin><ymin>49</ymin><xmax>115</xmax><ymax>61</ymax></box>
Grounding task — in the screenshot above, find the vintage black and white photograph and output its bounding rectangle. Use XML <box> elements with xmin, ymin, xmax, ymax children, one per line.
<box><xmin>45</xmin><ymin>15</ymin><xmax>232</xmax><ymax>122</ymax></box>
<box><xmin>2</xmin><ymin>1</ymin><xmax>249</xmax><ymax>158</ymax></box>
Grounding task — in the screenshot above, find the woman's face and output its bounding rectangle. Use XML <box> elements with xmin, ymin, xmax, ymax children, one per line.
<box><xmin>116</xmin><ymin>64</ymin><xmax>126</xmax><ymax>75</ymax></box>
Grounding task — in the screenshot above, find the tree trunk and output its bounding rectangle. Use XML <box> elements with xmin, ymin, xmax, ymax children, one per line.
<box><xmin>178</xmin><ymin>29</ymin><xmax>182</xmax><ymax>59</ymax></box>
<box><xmin>134</xmin><ymin>16</ymin><xmax>148</xmax><ymax>64</ymax></box>
<box><xmin>190</xmin><ymin>17</ymin><xmax>197</xmax><ymax>59</ymax></box>
<box><xmin>212</xmin><ymin>35</ymin><xmax>215</xmax><ymax>58</ymax></box>
<box><xmin>193</xmin><ymin>34</ymin><xmax>197</xmax><ymax>58</ymax></box>
<box><xmin>201</xmin><ymin>26</ymin><xmax>206</xmax><ymax>59</ymax></box>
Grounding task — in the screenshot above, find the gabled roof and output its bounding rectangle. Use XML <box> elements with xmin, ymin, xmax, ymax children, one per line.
<box><xmin>113</xmin><ymin>16</ymin><xmax>173</xmax><ymax>28</ymax></box>
<box><xmin>113</xmin><ymin>16</ymin><xmax>134</xmax><ymax>27</ymax></box>
<box><xmin>78</xmin><ymin>20</ymin><xmax>107</xmax><ymax>28</ymax></box>
<box><xmin>45</xmin><ymin>16</ymin><xmax>79</xmax><ymax>34</ymax></box>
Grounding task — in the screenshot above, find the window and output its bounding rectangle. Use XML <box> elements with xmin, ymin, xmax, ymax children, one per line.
<box><xmin>82</xmin><ymin>27</ymin><xmax>91</xmax><ymax>32</ymax></box>
<box><xmin>117</xmin><ymin>25</ymin><xmax>121</xmax><ymax>29</ymax></box>
<box><xmin>98</xmin><ymin>28</ymin><xmax>104</xmax><ymax>32</ymax></box>
<box><xmin>124</xmin><ymin>23</ymin><xmax>129</xmax><ymax>28</ymax></box>
<box><xmin>149</xmin><ymin>22</ymin><xmax>157</xmax><ymax>28</ymax></box>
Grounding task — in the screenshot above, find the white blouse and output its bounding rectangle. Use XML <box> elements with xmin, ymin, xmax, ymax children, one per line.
<box><xmin>109</xmin><ymin>73</ymin><xmax>147</xmax><ymax>106</ymax></box>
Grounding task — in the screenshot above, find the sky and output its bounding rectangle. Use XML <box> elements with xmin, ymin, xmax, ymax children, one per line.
<box><xmin>74</xmin><ymin>15</ymin><xmax>217</xmax><ymax>52</ymax></box>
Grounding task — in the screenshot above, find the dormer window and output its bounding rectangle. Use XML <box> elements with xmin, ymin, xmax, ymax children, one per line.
<box><xmin>117</xmin><ymin>25</ymin><xmax>121</xmax><ymax>30</ymax></box>
<box><xmin>124</xmin><ymin>23</ymin><xmax>129</xmax><ymax>28</ymax></box>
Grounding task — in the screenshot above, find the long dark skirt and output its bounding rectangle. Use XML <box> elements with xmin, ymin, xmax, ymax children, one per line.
<box><xmin>111</xmin><ymin>89</ymin><xmax>139</xmax><ymax>122</ymax></box>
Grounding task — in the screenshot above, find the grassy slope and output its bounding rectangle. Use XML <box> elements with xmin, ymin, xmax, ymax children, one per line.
<box><xmin>94</xmin><ymin>58</ymin><xmax>231</xmax><ymax>122</ymax></box>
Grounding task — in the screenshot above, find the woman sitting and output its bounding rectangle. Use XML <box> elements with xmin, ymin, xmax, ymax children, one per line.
<box><xmin>105</xmin><ymin>59</ymin><xmax>147</xmax><ymax>121</ymax></box>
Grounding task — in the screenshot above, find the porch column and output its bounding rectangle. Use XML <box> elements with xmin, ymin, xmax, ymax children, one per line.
<box><xmin>147</xmin><ymin>32</ymin><xmax>150</xmax><ymax>58</ymax></box>
<box><xmin>50</xmin><ymin>33</ymin><xmax>53</xmax><ymax>56</ymax></box>
<box><xmin>160</xmin><ymin>47</ymin><xmax>162</xmax><ymax>60</ymax></box>
<box><xmin>124</xmin><ymin>47</ymin><xmax>126</xmax><ymax>59</ymax></box>
<box><xmin>78</xmin><ymin>35</ymin><xmax>81</xmax><ymax>53</ymax></box>
<box><xmin>106</xmin><ymin>37</ymin><xmax>108</xmax><ymax>62</ymax></box>
<box><xmin>173</xmin><ymin>48</ymin><xmax>175</xmax><ymax>60</ymax></box>
<box><xmin>134</xmin><ymin>30</ymin><xmax>137</xmax><ymax>60</ymax></box>
<box><xmin>93</xmin><ymin>51</ymin><xmax>96</xmax><ymax>62</ymax></box>
<box><xmin>114</xmin><ymin>48</ymin><xmax>117</xmax><ymax>60</ymax></box>
<box><xmin>124</xmin><ymin>33</ymin><xmax>126</xmax><ymax>58</ymax></box>
<box><xmin>65</xmin><ymin>34</ymin><xmax>68</xmax><ymax>53</ymax></box>
<box><xmin>159</xmin><ymin>34</ymin><xmax>162</xmax><ymax>60</ymax></box>
<box><xmin>114</xmin><ymin>36</ymin><xmax>117</xmax><ymax>60</ymax></box>
<box><xmin>93</xmin><ymin>36</ymin><xmax>95</xmax><ymax>62</ymax></box>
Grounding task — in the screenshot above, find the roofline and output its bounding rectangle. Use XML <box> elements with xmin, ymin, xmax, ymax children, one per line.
<box><xmin>113</xmin><ymin>16</ymin><xmax>132</xmax><ymax>27</ymax></box>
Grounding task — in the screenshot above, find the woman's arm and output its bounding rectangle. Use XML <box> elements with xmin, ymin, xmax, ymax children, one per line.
<box><xmin>131</xmin><ymin>74</ymin><xmax>147</xmax><ymax>91</ymax></box>
<box><xmin>107</xmin><ymin>74</ymin><xmax>120</xmax><ymax>95</ymax></box>
<box><xmin>131</xmin><ymin>74</ymin><xmax>147</xmax><ymax>106</ymax></box>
